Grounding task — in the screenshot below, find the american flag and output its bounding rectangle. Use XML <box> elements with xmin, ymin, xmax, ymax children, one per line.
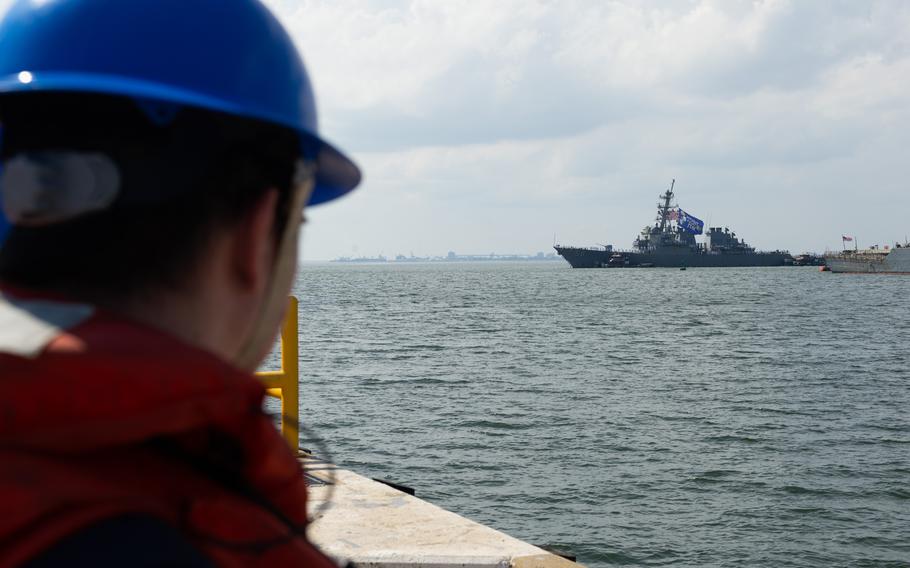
<box><xmin>842</xmin><ymin>235</ymin><xmax>853</xmax><ymax>242</ymax></box>
<box><xmin>668</xmin><ymin>209</ymin><xmax>679</xmax><ymax>221</ymax></box>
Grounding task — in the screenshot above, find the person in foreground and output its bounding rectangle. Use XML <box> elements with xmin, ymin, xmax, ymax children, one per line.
<box><xmin>0</xmin><ymin>0</ymin><xmax>361</xmax><ymax>566</ymax></box>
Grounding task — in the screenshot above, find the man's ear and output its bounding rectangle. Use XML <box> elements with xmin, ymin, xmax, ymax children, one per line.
<box><xmin>231</xmin><ymin>188</ymin><xmax>280</xmax><ymax>291</ymax></box>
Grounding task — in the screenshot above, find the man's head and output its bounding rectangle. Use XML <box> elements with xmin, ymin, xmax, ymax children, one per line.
<box><xmin>0</xmin><ymin>0</ymin><xmax>361</xmax><ymax>369</ymax></box>
<box><xmin>0</xmin><ymin>93</ymin><xmax>309</xmax><ymax>368</ymax></box>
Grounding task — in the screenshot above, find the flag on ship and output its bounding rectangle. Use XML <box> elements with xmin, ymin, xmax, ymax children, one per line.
<box><xmin>678</xmin><ymin>209</ymin><xmax>704</xmax><ymax>235</ymax></box>
<box><xmin>668</xmin><ymin>209</ymin><xmax>679</xmax><ymax>221</ymax></box>
<box><xmin>842</xmin><ymin>235</ymin><xmax>854</xmax><ymax>242</ymax></box>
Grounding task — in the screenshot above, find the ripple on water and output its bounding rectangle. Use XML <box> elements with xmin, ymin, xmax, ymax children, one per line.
<box><xmin>266</xmin><ymin>263</ymin><xmax>910</xmax><ymax>568</ymax></box>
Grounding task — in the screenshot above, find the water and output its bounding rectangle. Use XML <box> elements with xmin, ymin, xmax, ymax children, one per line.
<box><xmin>265</xmin><ymin>263</ymin><xmax>909</xmax><ymax>567</ymax></box>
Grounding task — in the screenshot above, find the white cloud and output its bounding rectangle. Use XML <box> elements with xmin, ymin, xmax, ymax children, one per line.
<box><xmin>272</xmin><ymin>0</ymin><xmax>909</xmax><ymax>259</ymax></box>
<box><xmin>5</xmin><ymin>0</ymin><xmax>907</xmax><ymax>257</ymax></box>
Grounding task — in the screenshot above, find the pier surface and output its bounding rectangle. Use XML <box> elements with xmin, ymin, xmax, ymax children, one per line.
<box><xmin>303</xmin><ymin>455</ymin><xmax>581</xmax><ymax>568</ymax></box>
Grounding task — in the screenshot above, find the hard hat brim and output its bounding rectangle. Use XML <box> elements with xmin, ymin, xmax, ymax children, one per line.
<box><xmin>0</xmin><ymin>71</ymin><xmax>361</xmax><ymax>207</ymax></box>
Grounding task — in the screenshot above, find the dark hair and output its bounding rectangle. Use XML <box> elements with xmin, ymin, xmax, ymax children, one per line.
<box><xmin>0</xmin><ymin>93</ymin><xmax>300</xmax><ymax>299</ymax></box>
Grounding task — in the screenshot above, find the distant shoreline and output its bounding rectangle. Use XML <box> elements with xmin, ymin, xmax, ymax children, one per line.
<box><xmin>325</xmin><ymin>253</ymin><xmax>564</xmax><ymax>264</ymax></box>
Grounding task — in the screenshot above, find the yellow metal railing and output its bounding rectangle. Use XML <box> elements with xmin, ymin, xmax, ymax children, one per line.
<box><xmin>256</xmin><ymin>296</ymin><xmax>299</xmax><ymax>450</ymax></box>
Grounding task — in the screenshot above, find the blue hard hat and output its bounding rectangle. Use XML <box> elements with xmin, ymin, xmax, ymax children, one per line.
<box><xmin>0</xmin><ymin>0</ymin><xmax>360</xmax><ymax>206</ymax></box>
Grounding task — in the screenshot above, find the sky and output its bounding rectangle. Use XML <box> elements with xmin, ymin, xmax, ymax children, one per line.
<box><xmin>265</xmin><ymin>0</ymin><xmax>909</xmax><ymax>259</ymax></box>
<box><xmin>3</xmin><ymin>0</ymin><xmax>909</xmax><ymax>259</ymax></box>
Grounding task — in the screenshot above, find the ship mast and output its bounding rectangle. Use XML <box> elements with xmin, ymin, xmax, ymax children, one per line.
<box><xmin>657</xmin><ymin>179</ymin><xmax>675</xmax><ymax>233</ymax></box>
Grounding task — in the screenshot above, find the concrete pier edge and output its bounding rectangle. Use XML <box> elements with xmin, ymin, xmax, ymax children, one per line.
<box><xmin>301</xmin><ymin>455</ymin><xmax>583</xmax><ymax>568</ymax></box>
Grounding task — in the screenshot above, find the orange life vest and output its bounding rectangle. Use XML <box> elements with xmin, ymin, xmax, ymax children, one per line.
<box><xmin>0</xmin><ymin>289</ymin><xmax>336</xmax><ymax>568</ymax></box>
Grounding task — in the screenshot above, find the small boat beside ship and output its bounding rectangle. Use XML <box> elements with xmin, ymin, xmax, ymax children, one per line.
<box><xmin>554</xmin><ymin>180</ymin><xmax>791</xmax><ymax>268</ymax></box>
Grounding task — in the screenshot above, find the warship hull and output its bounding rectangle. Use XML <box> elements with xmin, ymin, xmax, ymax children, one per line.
<box><xmin>554</xmin><ymin>246</ymin><xmax>790</xmax><ymax>268</ymax></box>
<box><xmin>557</xmin><ymin>180</ymin><xmax>792</xmax><ymax>269</ymax></box>
<box><xmin>824</xmin><ymin>248</ymin><xmax>910</xmax><ymax>274</ymax></box>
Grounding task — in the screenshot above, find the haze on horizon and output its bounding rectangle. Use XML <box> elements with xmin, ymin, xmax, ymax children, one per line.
<box><xmin>6</xmin><ymin>0</ymin><xmax>906</xmax><ymax>260</ymax></box>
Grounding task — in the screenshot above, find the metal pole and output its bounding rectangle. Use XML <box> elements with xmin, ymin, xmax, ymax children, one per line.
<box><xmin>280</xmin><ymin>296</ymin><xmax>300</xmax><ymax>450</ymax></box>
<box><xmin>257</xmin><ymin>296</ymin><xmax>300</xmax><ymax>451</ymax></box>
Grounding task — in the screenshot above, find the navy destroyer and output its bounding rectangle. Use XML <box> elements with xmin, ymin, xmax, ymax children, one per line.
<box><xmin>554</xmin><ymin>181</ymin><xmax>791</xmax><ymax>268</ymax></box>
<box><xmin>824</xmin><ymin>244</ymin><xmax>910</xmax><ymax>273</ymax></box>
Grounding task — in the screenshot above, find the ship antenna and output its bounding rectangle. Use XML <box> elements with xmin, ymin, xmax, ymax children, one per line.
<box><xmin>658</xmin><ymin>179</ymin><xmax>675</xmax><ymax>233</ymax></box>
